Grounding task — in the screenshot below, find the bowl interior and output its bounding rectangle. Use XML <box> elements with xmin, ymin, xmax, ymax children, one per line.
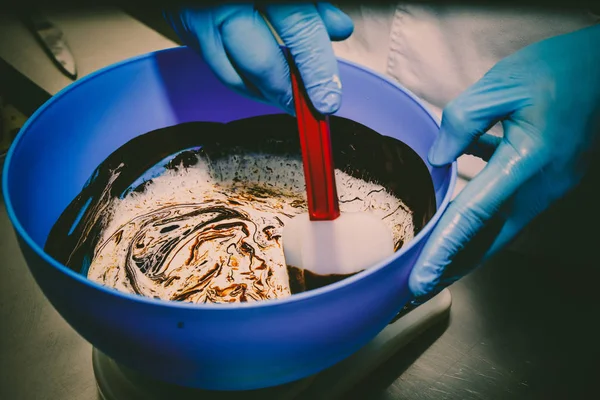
<box><xmin>3</xmin><ymin>47</ymin><xmax>454</xmax><ymax>275</ymax></box>
<box><xmin>43</xmin><ymin>114</ymin><xmax>437</xmax><ymax>283</ymax></box>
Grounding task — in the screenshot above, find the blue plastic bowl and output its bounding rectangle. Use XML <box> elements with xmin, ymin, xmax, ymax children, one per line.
<box><xmin>2</xmin><ymin>46</ymin><xmax>456</xmax><ymax>390</ymax></box>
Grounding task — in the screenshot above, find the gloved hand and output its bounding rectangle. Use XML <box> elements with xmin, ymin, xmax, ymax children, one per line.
<box><xmin>164</xmin><ymin>3</ymin><xmax>353</xmax><ymax>115</ymax></box>
<box><xmin>409</xmin><ymin>24</ymin><xmax>600</xmax><ymax>299</ymax></box>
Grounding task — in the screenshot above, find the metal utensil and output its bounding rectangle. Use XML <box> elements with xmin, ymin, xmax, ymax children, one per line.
<box><xmin>23</xmin><ymin>11</ymin><xmax>78</xmax><ymax>80</ymax></box>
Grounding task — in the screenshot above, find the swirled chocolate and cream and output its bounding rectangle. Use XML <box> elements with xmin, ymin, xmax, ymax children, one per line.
<box><xmin>85</xmin><ymin>152</ymin><xmax>414</xmax><ymax>304</ymax></box>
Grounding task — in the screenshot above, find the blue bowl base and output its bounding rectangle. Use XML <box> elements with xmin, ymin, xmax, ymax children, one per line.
<box><xmin>94</xmin><ymin>289</ymin><xmax>452</xmax><ymax>399</ymax></box>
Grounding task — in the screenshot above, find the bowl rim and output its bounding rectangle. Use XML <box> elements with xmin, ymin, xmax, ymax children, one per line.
<box><xmin>1</xmin><ymin>46</ymin><xmax>457</xmax><ymax>311</ymax></box>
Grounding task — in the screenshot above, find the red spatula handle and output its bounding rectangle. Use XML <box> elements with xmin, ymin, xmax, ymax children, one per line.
<box><xmin>283</xmin><ymin>48</ymin><xmax>340</xmax><ymax>221</ymax></box>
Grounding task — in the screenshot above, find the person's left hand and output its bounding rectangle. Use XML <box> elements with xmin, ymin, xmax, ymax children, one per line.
<box><xmin>409</xmin><ymin>24</ymin><xmax>600</xmax><ymax>299</ymax></box>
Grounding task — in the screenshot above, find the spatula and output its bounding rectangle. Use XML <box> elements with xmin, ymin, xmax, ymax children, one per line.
<box><xmin>262</xmin><ymin>15</ymin><xmax>395</xmax><ymax>277</ymax></box>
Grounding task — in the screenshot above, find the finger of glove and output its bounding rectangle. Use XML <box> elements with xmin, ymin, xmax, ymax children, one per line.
<box><xmin>215</xmin><ymin>6</ymin><xmax>296</xmax><ymax>113</ymax></box>
<box><xmin>316</xmin><ymin>2</ymin><xmax>354</xmax><ymax>41</ymax></box>
<box><xmin>429</xmin><ymin>74</ymin><xmax>530</xmax><ymax>166</ymax></box>
<box><xmin>263</xmin><ymin>4</ymin><xmax>342</xmax><ymax>115</ymax></box>
<box><xmin>464</xmin><ymin>133</ymin><xmax>503</xmax><ymax>161</ymax></box>
<box><xmin>409</xmin><ymin>131</ymin><xmax>547</xmax><ymax>297</ymax></box>
<box><xmin>167</xmin><ymin>7</ymin><xmax>265</xmax><ymax>101</ymax></box>
<box><xmin>413</xmin><ymin>171</ymin><xmax>573</xmax><ymax>301</ymax></box>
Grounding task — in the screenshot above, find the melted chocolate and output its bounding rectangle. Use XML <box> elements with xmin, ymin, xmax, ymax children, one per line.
<box><xmin>44</xmin><ymin>115</ymin><xmax>435</xmax><ymax>303</ymax></box>
<box><xmin>287</xmin><ymin>266</ymin><xmax>362</xmax><ymax>294</ymax></box>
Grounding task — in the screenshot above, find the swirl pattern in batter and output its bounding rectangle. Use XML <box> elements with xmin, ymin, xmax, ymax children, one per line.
<box><xmin>45</xmin><ymin>116</ymin><xmax>436</xmax><ymax>305</ymax></box>
<box><xmin>86</xmin><ymin>152</ymin><xmax>414</xmax><ymax>304</ymax></box>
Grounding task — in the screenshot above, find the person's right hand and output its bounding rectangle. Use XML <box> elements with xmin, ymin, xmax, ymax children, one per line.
<box><xmin>164</xmin><ymin>3</ymin><xmax>354</xmax><ymax>115</ymax></box>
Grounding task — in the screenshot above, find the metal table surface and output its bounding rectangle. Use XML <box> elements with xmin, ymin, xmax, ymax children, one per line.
<box><xmin>2</xmin><ymin>168</ymin><xmax>600</xmax><ymax>400</ymax></box>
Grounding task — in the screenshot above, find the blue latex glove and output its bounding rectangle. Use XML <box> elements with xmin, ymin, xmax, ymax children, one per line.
<box><xmin>409</xmin><ymin>24</ymin><xmax>600</xmax><ymax>299</ymax></box>
<box><xmin>164</xmin><ymin>3</ymin><xmax>353</xmax><ymax>115</ymax></box>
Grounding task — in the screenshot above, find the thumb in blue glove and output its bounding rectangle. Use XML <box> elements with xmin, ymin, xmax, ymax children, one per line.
<box><xmin>409</xmin><ymin>24</ymin><xmax>600</xmax><ymax>299</ymax></box>
<box><xmin>164</xmin><ymin>3</ymin><xmax>353</xmax><ymax>115</ymax></box>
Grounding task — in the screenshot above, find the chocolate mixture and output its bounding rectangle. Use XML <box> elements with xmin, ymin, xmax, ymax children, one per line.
<box><xmin>44</xmin><ymin>115</ymin><xmax>436</xmax><ymax>304</ymax></box>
